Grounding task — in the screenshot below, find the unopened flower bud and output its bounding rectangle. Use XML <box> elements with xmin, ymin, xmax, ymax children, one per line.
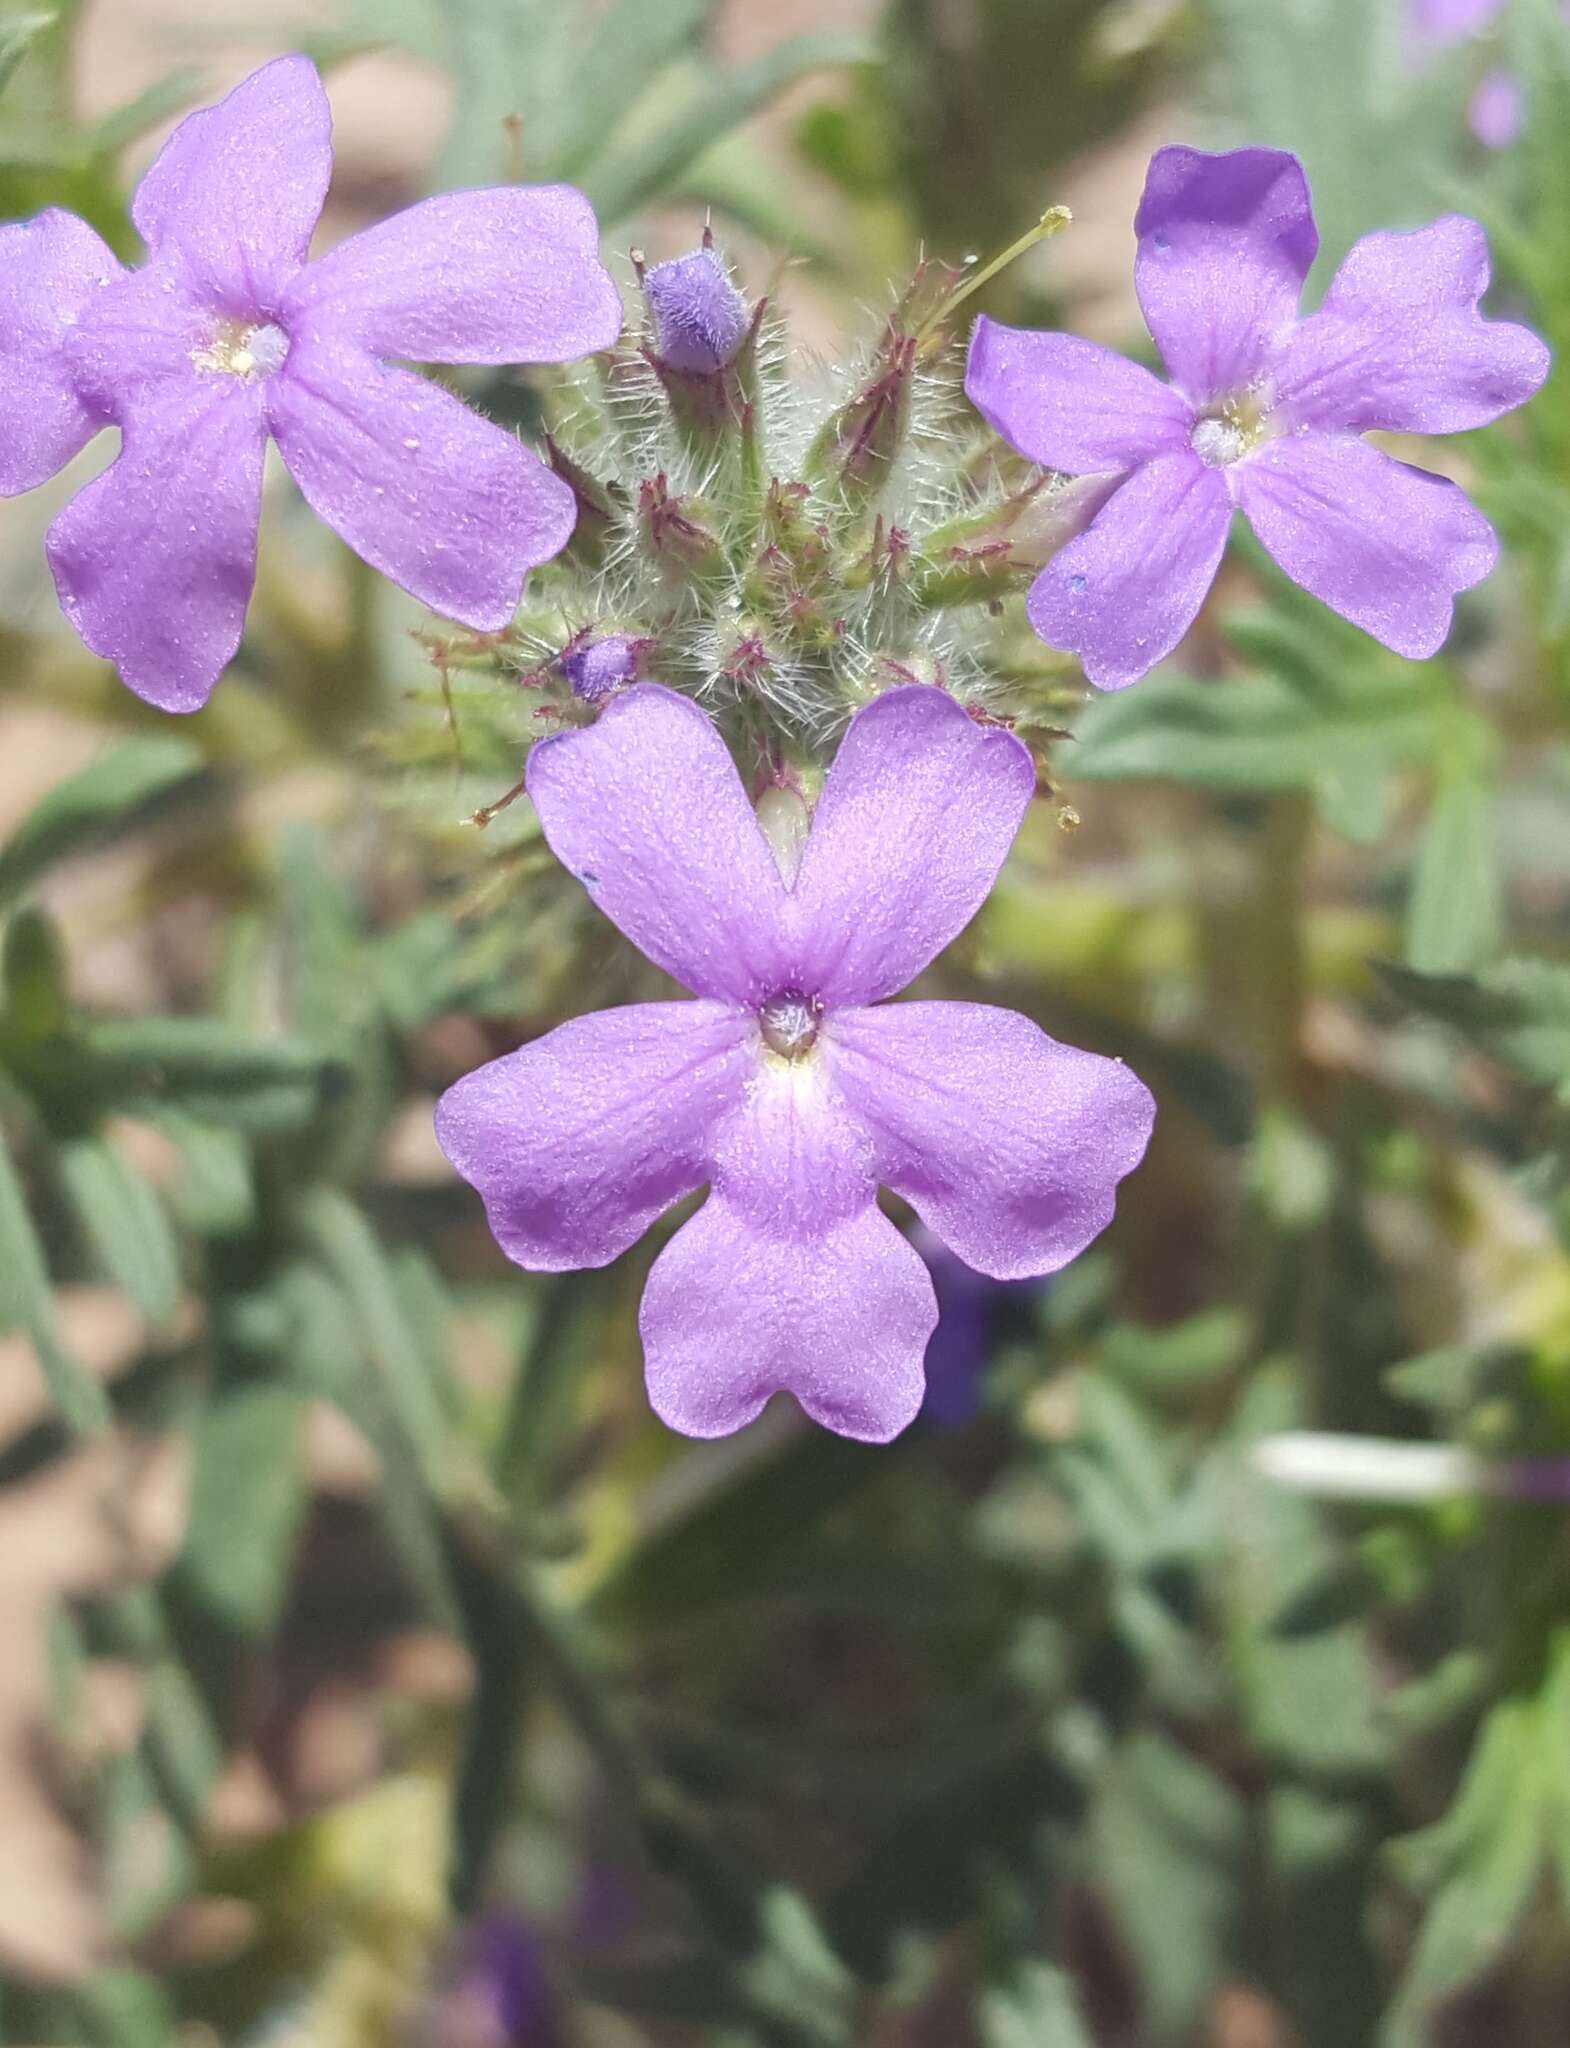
<box><xmin>544</xmin><ymin>434</ymin><xmax>618</xmax><ymax>566</ymax></box>
<box><xmin>560</xmin><ymin>632</ymin><xmax>644</xmax><ymax>704</ymax></box>
<box><xmin>642</xmin><ymin>244</ymin><xmax>751</xmax><ymax>373</ymax></box>
<box><xmin>913</xmin><ymin>472</ymin><xmax>1118</xmax><ymax>606</ymax></box>
<box><xmin>804</xmin><ymin>322</ymin><xmax>917</xmax><ymax>511</ymax></box>
<box><xmin>638</xmin><ymin>473</ymin><xmax>725</xmax><ymax>585</ymax></box>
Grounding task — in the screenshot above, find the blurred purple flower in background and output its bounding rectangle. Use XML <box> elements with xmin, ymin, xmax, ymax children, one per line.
<box><xmin>0</xmin><ymin>55</ymin><xmax>623</xmax><ymax>711</ymax></box>
<box><xmin>437</xmin><ymin>685</ymin><xmax>1153</xmax><ymax>1444</ymax></box>
<box><xmin>1467</xmin><ymin>69</ymin><xmax>1525</xmax><ymax>147</ymax></box>
<box><xmin>915</xmin><ymin>1224</ymin><xmax>1043</xmax><ymax>1427</ymax></box>
<box><xmin>440</xmin><ymin>1917</ymin><xmax>562</xmax><ymax>2048</ymax></box>
<box><xmin>966</xmin><ymin>145</ymin><xmax>1549</xmax><ymax>689</ymax></box>
<box><xmin>1409</xmin><ymin>0</ymin><xmax>1504</xmax><ymax>38</ymax></box>
<box><xmin>1407</xmin><ymin>0</ymin><xmax>1570</xmax><ymax>150</ymax></box>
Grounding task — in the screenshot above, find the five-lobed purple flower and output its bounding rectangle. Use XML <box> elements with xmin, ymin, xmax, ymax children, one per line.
<box><xmin>965</xmin><ymin>145</ymin><xmax>1550</xmax><ymax>690</ymax></box>
<box><xmin>0</xmin><ymin>55</ymin><xmax>624</xmax><ymax>711</ymax></box>
<box><xmin>435</xmin><ymin>684</ymin><xmax>1153</xmax><ymax>1444</ymax></box>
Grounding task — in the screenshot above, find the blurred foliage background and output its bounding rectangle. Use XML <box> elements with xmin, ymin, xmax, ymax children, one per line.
<box><xmin>3</xmin><ymin>0</ymin><xmax>1570</xmax><ymax>2042</ymax></box>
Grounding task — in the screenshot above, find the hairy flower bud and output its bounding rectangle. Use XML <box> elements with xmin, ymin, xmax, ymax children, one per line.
<box><xmin>637</xmin><ymin>473</ymin><xmax>726</xmax><ymax>586</ymax></box>
<box><xmin>804</xmin><ymin>321</ymin><xmax>917</xmax><ymax>512</ymax></box>
<box><xmin>642</xmin><ymin>242</ymin><xmax>751</xmax><ymax>373</ymax></box>
<box><xmin>914</xmin><ymin>473</ymin><xmax>1118</xmax><ymax>605</ymax></box>
<box><xmin>560</xmin><ymin>631</ymin><xmax>645</xmax><ymax>704</ymax></box>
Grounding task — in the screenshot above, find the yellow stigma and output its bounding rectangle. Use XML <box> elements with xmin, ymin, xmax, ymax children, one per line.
<box><xmin>192</xmin><ymin>318</ymin><xmax>289</xmax><ymax>382</ymax></box>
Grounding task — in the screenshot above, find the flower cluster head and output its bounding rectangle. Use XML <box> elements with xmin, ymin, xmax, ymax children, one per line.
<box><xmin>966</xmin><ymin>145</ymin><xmax>1550</xmax><ymax>689</ymax></box>
<box><xmin>0</xmin><ymin>55</ymin><xmax>623</xmax><ymax>710</ymax></box>
<box><xmin>436</xmin><ymin>684</ymin><xmax>1153</xmax><ymax>1444</ymax></box>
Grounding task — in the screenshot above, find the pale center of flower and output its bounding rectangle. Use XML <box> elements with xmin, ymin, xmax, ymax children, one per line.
<box><xmin>1189</xmin><ymin>388</ymin><xmax>1272</xmax><ymax>469</ymax></box>
<box><xmin>759</xmin><ymin>990</ymin><xmax>821</xmax><ymax>1062</ymax></box>
<box><xmin>191</xmin><ymin>318</ymin><xmax>290</xmax><ymax>382</ymax></box>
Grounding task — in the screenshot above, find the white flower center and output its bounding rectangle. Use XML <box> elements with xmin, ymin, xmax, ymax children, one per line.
<box><xmin>192</xmin><ymin>318</ymin><xmax>290</xmax><ymax>382</ymax></box>
<box><xmin>759</xmin><ymin>991</ymin><xmax>821</xmax><ymax>1061</ymax></box>
<box><xmin>1190</xmin><ymin>414</ymin><xmax>1249</xmax><ymax>467</ymax></box>
<box><xmin>1189</xmin><ymin>385</ymin><xmax>1273</xmax><ymax>469</ymax></box>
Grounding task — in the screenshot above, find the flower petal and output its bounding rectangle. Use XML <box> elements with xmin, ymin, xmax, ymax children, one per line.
<box><xmin>284</xmin><ymin>185</ymin><xmax>623</xmax><ymax>364</ymax></box>
<box><xmin>830</xmin><ymin>1002</ymin><xmax>1155</xmax><ymax>1280</ymax></box>
<box><xmin>1272</xmin><ymin>217</ymin><xmax>1548</xmax><ymax>435</ymax></box>
<box><xmin>132</xmin><ymin>58</ymin><xmax>331</xmax><ymax>311</ymax></box>
<box><xmin>639</xmin><ymin>1062</ymin><xmax>937</xmax><ymax>1441</ymax></box>
<box><xmin>1135</xmin><ymin>145</ymin><xmax>1317</xmax><ymax>405</ymax></box>
<box><xmin>434</xmin><ymin>1001</ymin><xmax>750</xmax><ymax>1271</ymax></box>
<box><xmin>63</xmin><ymin>260</ymin><xmax>212</xmax><ymax>416</ymax></box>
<box><xmin>131</xmin><ymin>55</ymin><xmax>332</xmax><ymax>307</ymax></box>
<box><xmin>44</xmin><ymin>379</ymin><xmax>265</xmax><ymax>711</ymax></box>
<box><xmin>0</xmin><ymin>211</ymin><xmax>120</xmax><ymax>494</ymax></box>
<box><xmin>1026</xmin><ymin>448</ymin><xmax>1233</xmax><ymax>690</ymax></box>
<box><xmin>965</xmin><ymin>317</ymin><xmax>1191</xmax><ymax>474</ymax></box>
<box><xmin>265</xmin><ymin>335</ymin><xmax>574</xmax><ymax>628</ymax></box>
<box><xmin>787</xmin><ymin>686</ymin><xmax>1034</xmax><ymax>1007</ymax></box>
<box><xmin>1238</xmin><ymin>432</ymin><xmax>1498</xmax><ymax>657</ymax></box>
<box><xmin>524</xmin><ymin>685</ymin><xmax>791</xmax><ymax>1005</ymax></box>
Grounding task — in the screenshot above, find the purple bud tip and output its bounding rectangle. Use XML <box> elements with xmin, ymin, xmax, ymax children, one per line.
<box><xmin>561</xmin><ymin>633</ymin><xmax>641</xmax><ymax>703</ymax></box>
<box><xmin>643</xmin><ymin>247</ymin><xmax>750</xmax><ymax>373</ymax></box>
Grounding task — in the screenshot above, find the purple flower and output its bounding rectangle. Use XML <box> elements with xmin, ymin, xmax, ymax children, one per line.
<box><xmin>965</xmin><ymin>146</ymin><xmax>1549</xmax><ymax>689</ymax></box>
<box><xmin>1409</xmin><ymin>0</ymin><xmax>1505</xmax><ymax>41</ymax></box>
<box><xmin>1468</xmin><ymin>68</ymin><xmax>1525</xmax><ymax>147</ymax></box>
<box><xmin>915</xmin><ymin>1225</ymin><xmax>1042</xmax><ymax>1428</ymax></box>
<box><xmin>0</xmin><ymin>55</ymin><xmax>623</xmax><ymax>712</ymax></box>
<box><xmin>435</xmin><ymin>685</ymin><xmax>1154</xmax><ymax>1444</ymax></box>
<box><xmin>446</xmin><ymin>1917</ymin><xmax>561</xmax><ymax>2048</ymax></box>
<box><xmin>641</xmin><ymin>243</ymin><xmax>751</xmax><ymax>373</ymax></box>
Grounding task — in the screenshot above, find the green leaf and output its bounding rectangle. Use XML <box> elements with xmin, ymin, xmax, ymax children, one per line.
<box><xmin>1406</xmin><ymin>758</ymin><xmax>1503</xmax><ymax>976</ymax></box>
<box><xmin>434</xmin><ymin>0</ymin><xmax>578</xmax><ymax>186</ymax></box>
<box><xmin>1068</xmin><ymin>667</ymin><xmax>1438</xmax><ymax>831</ymax></box>
<box><xmin>155</xmin><ymin>1111</ymin><xmax>255</xmax><ymax>1238</ymax></box>
<box><xmin>545</xmin><ymin>0</ymin><xmax>718</xmax><ymax>177</ymax></box>
<box><xmin>1375</xmin><ymin>956</ymin><xmax>1570</xmax><ymax>1100</ymax></box>
<box><xmin>294</xmin><ymin>1188</ymin><xmax>448</xmax><ymax>1462</ymax></box>
<box><xmin>57</xmin><ymin>1134</ymin><xmax>181</xmax><ymax>1324</ymax></box>
<box><xmin>1102</xmin><ymin>1307</ymin><xmax>1248</xmax><ymax>1397</ymax></box>
<box><xmin>178</xmin><ymin>1385</ymin><xmax>307</xmax><ymax>1634</ymax></box>
<box><xmin>75</xmin><ymin>1969</ymin><xmax>176</xmax><ymax>2048</ymax></box>
<box><xmin>85</xmin><ymin>70</ymin><xmax>204</xmax><ymax>155</ymax></box>
<box><xmin>0</xmin><ymin>8</ymin><xmax>56</xmax><ymax>99</ymax></box>
<box><xmin>584</xmin><ymin>29</ymin><xmax>872</xmax><ymax>224</ymax></box>
<box><xmin>142</xmin><ymin>1657</ymin><xmax>224</xmax><ymax>1832</ymax></box>
<box><xmin>1</xmin><ymin>903</ymin><xmax>68</xmax><ymax>1041</ymax></box>
<box><xmin>1093</xmin><ymin>1732</ymin><xmax>1245</xmax><ymax>2042</ymax></box>
<box><xmin>81</xmin><ymin>1015</ymin><xmax>346</xmax><ymax>1132</ymax></box>
<box><xmin>982</xmin><ymin>1965</ymin><xmax>1094</xmax><ymax>2048</ymax></box>
<box><xmin>0</xmin><ymin>738</ymin><xmax>201</xmax><ymax>912</ymax></box>
<box><xmin>1385</xmin><ymin>1700</ymin><xmax>1547</xmax><ymax>2043</ymax></box>
<box><xmin>0</xmin><ymin>1128</ymin><xmax>108</xmax><ymax>1432</ymax></box>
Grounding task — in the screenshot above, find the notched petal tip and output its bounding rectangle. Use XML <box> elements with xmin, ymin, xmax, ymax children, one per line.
<box><xmin>130</xmin><ymin>52</ymin><xmax>333</xmax><ymax>303</ymax></box>
<box><xmin>1134</xmin><ymin>143</ymin><xmax>1318</xmax><ymax>404</ymax></box>
<box><xmin>639</xmin><ymin>1193</ymin><xmax>937</xmax><ymax>1445</ymax></box>
<box><xmin>789</xmin><ymin>684</ymin><xmax>1036</xmax><ymax>1007</ymax></box>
